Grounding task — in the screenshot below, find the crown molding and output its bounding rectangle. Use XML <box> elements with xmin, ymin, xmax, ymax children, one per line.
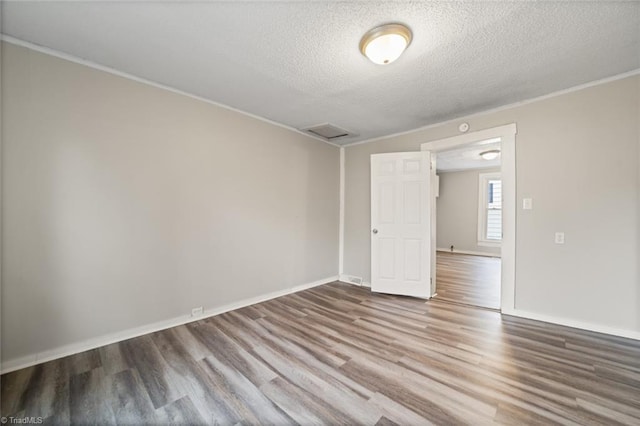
<box><xmin>0</xmin><ymin>35</ymin><xmax>342</xmax><ymax>148</ymax></box>
<box><xmin>343</xmin><ymin>68</ymin><xmax>640</xmax><ymax>147</ymax></box>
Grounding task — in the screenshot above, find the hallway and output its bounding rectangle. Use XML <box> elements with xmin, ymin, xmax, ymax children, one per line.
<box><xmin>435</xmin><ymin>252</ymin><xmax>501</xmax><ymax>309</ymax></box>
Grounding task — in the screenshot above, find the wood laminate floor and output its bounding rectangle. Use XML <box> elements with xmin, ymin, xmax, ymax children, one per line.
<box><xmin>435</xmin><ymin>252</ymin><xmax>501</xmax><ymax>309</ymax></box>
<box><xmin>2</xmin><ymin>283</ymin><xmax>640</xmax><ymax>425</ymax></box>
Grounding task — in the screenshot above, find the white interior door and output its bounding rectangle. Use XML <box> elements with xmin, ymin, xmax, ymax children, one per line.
<box><xmin>371</xmin><ymin>152</ymin><xmax>432</xmax><ymax>298</ymax></box>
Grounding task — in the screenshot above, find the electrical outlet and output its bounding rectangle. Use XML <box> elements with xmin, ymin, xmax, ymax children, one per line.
<box><xmin>523</xmin><ymin>198</ymin><xmax>533</xmax><ymax>210</ymax></box>
<box><xmin>191</xmin><ymin>306</ymin><xmax>203</xmax><ymax>317</ymax></box>
<box><xmin>554</xmin><ymin>232</ymin><xmax>565</xmax><ymax>244</ymax></box>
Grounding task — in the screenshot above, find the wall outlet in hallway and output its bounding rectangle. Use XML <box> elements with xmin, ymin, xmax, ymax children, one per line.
<box><xmin>191</xmin><ymin>306</ymin><xmax>204</xmax><ymax>317</ymax></box>
<box><xmin>555</xmin><ymin>232</ymin><xmax>565</xmax><ymax>244</ymax></box>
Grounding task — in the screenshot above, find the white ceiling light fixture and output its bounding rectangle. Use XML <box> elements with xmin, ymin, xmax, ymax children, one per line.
<box><xmin>480</xmin><ymin>149</ymin><xmax>501</xmax><ymax>160</ymax></box>
<box><xmin>360</xmin><ymin>23</ymin><xmax>412</xmax><ymax>65</ymax></box>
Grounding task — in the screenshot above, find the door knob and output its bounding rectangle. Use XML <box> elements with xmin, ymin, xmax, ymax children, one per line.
<box><xmin>372</xmin><ymin>229</ymin><xmax>378</xmax><ymax>234</ymax></box>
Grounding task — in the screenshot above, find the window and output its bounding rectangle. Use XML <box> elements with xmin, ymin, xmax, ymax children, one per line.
<box><xmin>478</xmin><ymin>172</ymin><xmax>502</xmax><ymax>246</ymax></box>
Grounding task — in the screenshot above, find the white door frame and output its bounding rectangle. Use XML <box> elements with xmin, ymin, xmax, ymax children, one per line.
<box><xmin>420</xmin><ymin>123</ymin><xmax>517</xmax><ymax>313</ymax></box>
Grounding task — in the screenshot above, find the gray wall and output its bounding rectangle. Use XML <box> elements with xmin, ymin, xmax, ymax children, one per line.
<box><xmin>344</xmin><ymin>75</ymin><xmax>640</xmax><ymax>332</ymax></box>
<box><xmin>1</xmin><ymin>43</ymin><xmax>340</xmax><ymax>363</ymax></box>
<box><xmin>436</xmin><ymin>169</ymin><xmax>501</xmax><ymax>256</ymax></box>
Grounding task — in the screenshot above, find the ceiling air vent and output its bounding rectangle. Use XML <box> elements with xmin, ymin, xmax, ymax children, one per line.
<box><xmin>303</xmin><ymin>123</ymin><xmax>351</xmax><ymax>140</ymax></box>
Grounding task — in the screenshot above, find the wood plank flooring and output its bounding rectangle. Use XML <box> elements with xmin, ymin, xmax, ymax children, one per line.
<box><xmin>435</xmin><ymin>251</ymin><xmax>501</xmax><ymax>309</ymax></box>
<box><xmin>3</xmin><ymin>282</ymin><xmax>640</xmax><ymax>425</ymax></box>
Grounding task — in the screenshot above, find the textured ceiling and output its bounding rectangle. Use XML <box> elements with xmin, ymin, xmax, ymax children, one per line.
<box><xmin>436</xmin><ymin>138</ymin><xmax>501</xmax><ymax>172</ymax></box>
<box><xmin>2</xmin><ymin>1</ymin><xmax>640</xmax><ymax>145</ymax></box>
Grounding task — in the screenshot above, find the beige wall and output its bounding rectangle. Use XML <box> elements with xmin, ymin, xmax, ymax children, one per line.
<box><xmin>344</xmin><ymin>75</ymin><xmax>640</xmax><ymax>332</ymax></box>
<box><xmin>1</xmin><ymin>43</ymin><xmax>340</xmax><ymax>363</ymax></box>
<box><xmin>436</xmin><ymin>168</ymin><xmax>501</xmax><ymax>256</ymax></box>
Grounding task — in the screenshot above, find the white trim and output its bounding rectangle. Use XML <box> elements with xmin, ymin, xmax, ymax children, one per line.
<box><xmin>0</xmin><ymin>35</ymin><xmax>340</xmax><ymax>149</ymax></box>
<box><xmin>421</xmin><ymin>124</ymin><xmax>517</xmax><ymax>313</ymax></box>
<box><xmin>502</xmin><ymin>309</ymin><xmax>640</xmax><ymax>342</ymax></box>
<box><xmin>343</xmin><ymin>69</ymin><xmax>640</xmax><ymax>147</ymax></box>
<box><xmin>436</xmin><ymin>248</ymin><xmax>501</xmax><ymax>258</ymax></box>
<box><xmin>0</xmin><ymin>275</ymin><xmax>338</xmax><ymax>374</ymax></box>
<box><xmin>338</xmin><ymin>147</ymin><xmax>345</xmax><ymax>275</ymax></box>
<box><xmin>420</xmin><ymin>124</ymin><xmax>516</xmax><ymax>151</ymax></box>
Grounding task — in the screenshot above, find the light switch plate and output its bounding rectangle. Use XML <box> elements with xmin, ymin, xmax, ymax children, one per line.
<box><xmin>523</xmin><ymin>198</ymin><xmax>533</xmax><ymax>210</ymax></box>
<box><xmin>555</xmin><ymin>232</ymin><xmax>565</xmax><ymax>244</ymax></box>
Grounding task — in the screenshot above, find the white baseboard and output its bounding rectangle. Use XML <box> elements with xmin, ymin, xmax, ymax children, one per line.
<box><xmin>502</xmin><ymin>308</ymin><xmax>640</xmax><ymax>341</ymax></box>
<box><xmin>0</xmin><ymin>276</ymin><xmax>338</xmax><ymax>374</ymax></box>
<box><xmin>436</xmin><ymin>248</ymin><xmax>501</xmax><ymax>258</ymax></box>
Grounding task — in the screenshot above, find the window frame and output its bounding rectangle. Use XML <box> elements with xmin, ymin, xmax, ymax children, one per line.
<box><xmin>477</xmin><ymin>172</ymin><xmax>502</xmax><ymax>247</ymax></box>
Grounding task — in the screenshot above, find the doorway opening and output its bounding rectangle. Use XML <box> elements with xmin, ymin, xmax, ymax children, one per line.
<box><xmin>432</xmin><ymin>139</ymin><xmax>502</xmax><ymax>309</ymax></box>
<box><xmin>421</xmin><ymin>124</ymin><xmax>516</xmax><ymax>313</ymax></box>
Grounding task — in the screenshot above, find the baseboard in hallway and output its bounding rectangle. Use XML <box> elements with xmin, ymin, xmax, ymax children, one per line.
<box><xmin>436</xmin><ymin>248</ymin><xmax>500</xmax><ymax>258</ymax></box>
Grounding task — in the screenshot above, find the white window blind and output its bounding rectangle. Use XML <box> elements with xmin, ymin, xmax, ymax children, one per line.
<box><xmin>486</xmin><ymin>179</ymin><xmax>502</xmax><ymax>240</ymax></box>
<box><xmin>478</xmin><ymin>173</ymin><xmax>502</xmax><ymax>246</ymax></box>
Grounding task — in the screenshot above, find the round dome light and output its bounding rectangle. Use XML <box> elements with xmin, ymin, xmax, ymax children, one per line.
<box><xmin>360</xmin><ymin>23</ymin><xmax>412</xmax><ymax>65</ymax></box>
<box><xmin>480</xmin><ymin>150</ymin><xmax>501</xmax><ymax>160</ymax></box>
